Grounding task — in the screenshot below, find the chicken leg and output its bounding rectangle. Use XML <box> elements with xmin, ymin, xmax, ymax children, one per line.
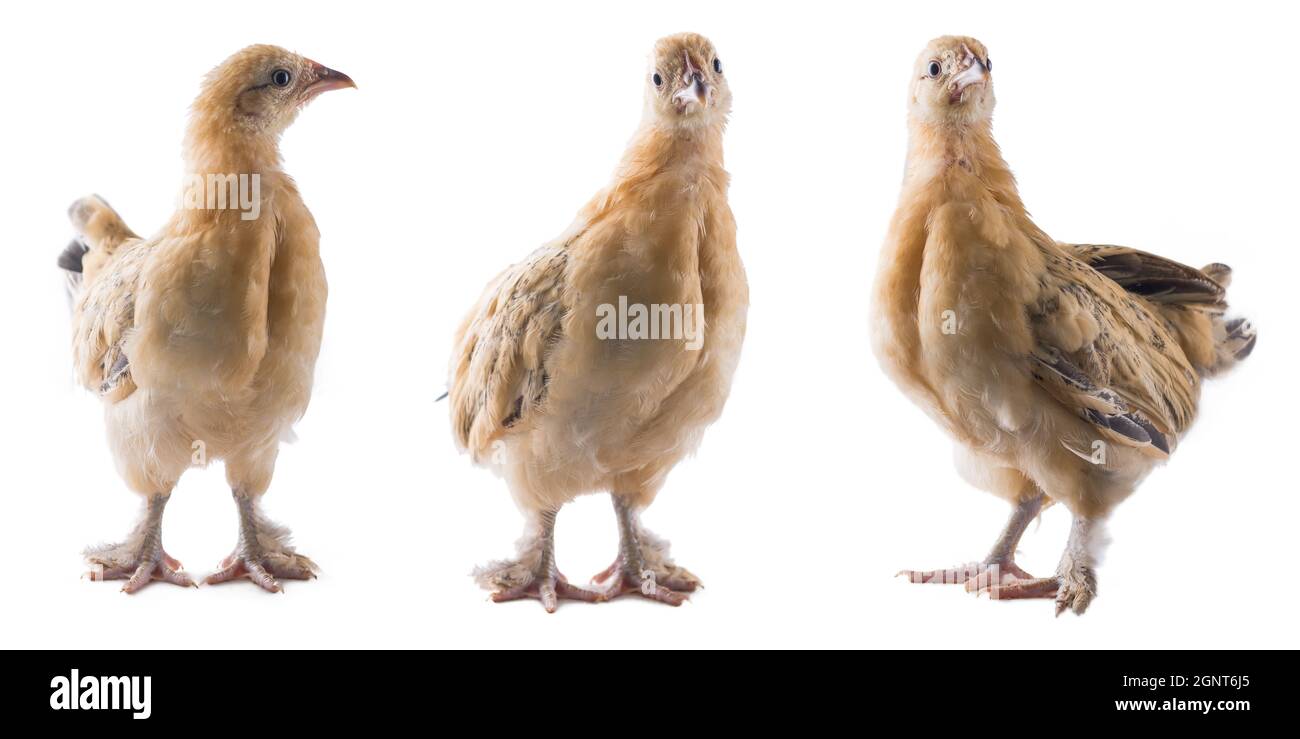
<box><xmin>474</xmin><ymin>509</ymin><xmax>603</xmax><ymax>613</ymax></box>
<box><xmin>900</xmin><ymin>491</ymin><xmax>1045</xmax><ymax>589</ymax></box>
<box><xmin>591</xmin><ymin>496</ymin><xmax>701</xmax><ymax>606</ymax></box>
<box><xmin>85</xmin><ymin>494</ymin><xmax>195</xmax><ymax>593</ymax></box>
<box><xmin>203</xmin><ymin>491</ymin><xmax>316</xmax><ymax>593</ymax></box>
<box><xmin>976</xmin><ymin>514</ymin><xmax>1100</xmax><ymax>616</ymax></box>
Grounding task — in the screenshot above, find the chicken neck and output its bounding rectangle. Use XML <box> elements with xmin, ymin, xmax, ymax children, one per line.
<box><xmin>903</xmin><ymin>118</ymin><xmax>1024</xmax><ymax>209</ymax></box>
<box><xmin>597</xmin><ymin>120</ymin><xmax>727</xmax><ymax>213</ymax></box>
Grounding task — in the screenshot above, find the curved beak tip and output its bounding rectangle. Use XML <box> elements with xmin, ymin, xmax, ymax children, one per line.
<box><xmin>323</xmin><ymin>68</ymin><xmax>358</xmax><ymax>91</ymax></box>
<box><xmin>305</xmin><ymin>60</ymin><xmax>357</xmax><ymax>96</ymax></box>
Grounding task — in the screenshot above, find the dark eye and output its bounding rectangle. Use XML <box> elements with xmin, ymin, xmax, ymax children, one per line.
<box><xmin>652</xmin><ymin>72</ymin><xmax>663</xmax><ymax>87</ymax></box>
<box><xmin>927</xmin><ymin>61</ymin><xmax>942</xmax><ymax>78</ymax></box>
<box><xmin>985</xmin><ymin>57</ymin><xmax>992</xmax><ymax>71</ymax></box>
<box><xmin>713</xmin><ymin>58</ymin><xmax>722</xmax><ymax>74</ymax></box>
<box><xmin>271</xmin><ymin>69</ymin><xmax>292</xmax><ymax>87</ymax></box>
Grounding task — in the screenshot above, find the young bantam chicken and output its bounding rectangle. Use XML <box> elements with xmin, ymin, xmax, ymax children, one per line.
<box><xmin>448</xmin><ymin>32</ymin><xmax>747</xmax><ymax>612</ymax></box>
<box><xmin>59</xmin><ymin>45</ymin><xmax>354</xmax><ymax>593</ymax></box>
<box><xmin>872</xmin><ymin>36</ymin><xmax>1256</xmax><ymax>615</ymax></box>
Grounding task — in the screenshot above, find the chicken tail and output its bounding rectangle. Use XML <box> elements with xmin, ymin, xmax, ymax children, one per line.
<box><xmin>1196</xmin><ymin>262</ymin><xmax>1256</xmax><ymax>375</ymax></box>
<box><xmin>60</xmin><ymin>195</ymin><xmax>138</xmax><ymax>297</ymax></box>
<box><xmin>1151</xmin><ymin>261</ymin><xmax>1255</xmax><ymax>377</ymax></box>
<box><xmin>68</xmin><ymin>194</ymin><xmax>133</xmax><ymax>248</ymax></box>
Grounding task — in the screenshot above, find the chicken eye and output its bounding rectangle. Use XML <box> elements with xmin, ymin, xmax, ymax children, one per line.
<box><xmin>927</xmin><ymin>61</ymin><xmax>942</xmax><ymax>78</ymax></box>
<box><xmin>271</xmin><ymin>69</ymin><xmax>292</xmax><ymax>88</ymax></box>
<box><xmin>713</xmin><ymin>58</ymin><xmax>723</xmax><ymax>74</ymax></box>
<box><xmin>652</xmin><ymin>72</ymin><xmax>663</xmax><ymax>87</ymax></box>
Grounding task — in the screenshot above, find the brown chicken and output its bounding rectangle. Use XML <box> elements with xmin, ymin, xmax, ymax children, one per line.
<box><xmin>872</xmin><ymin>36</ymin><xmax>1256</xmax><ymax>615</ymax></box>
<box><xmin>448</xmin><ymin>33</ymin><xmax>748</xmax><ymax>612</ymax></box>
<box><xmin>59</xmin><ymin>45</ymin><xmax>354</xmax><ymax>593</ymax></box>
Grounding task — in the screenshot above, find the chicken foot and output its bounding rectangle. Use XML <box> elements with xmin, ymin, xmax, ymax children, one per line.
<box><xmin>591</xmin><ymin>497</ymin><xmax>701</xmax><ymax>606</ymax></box>
<box><xmin>474</xmin><ymin>509</ymin><xmax>602</xmax><ymax>613</ymax></box>
<box><xmin>976</xmin><ymin>515</ymin><xmax>1099</xmax><ymax>616</ymax></box>
<box><xmin>899</xmin><ymin>492</ymin><xmax>1045</xmax><ymax>589</ymax></box>
<box><xmin>84</xmin><ymin>494</ymin><xmax>195</xmax><ymax>593</ymax></box>
<box><xmin>203</xmin><ymin>492</ymin><xmax>317</xmax><ymax>593</ymax></box>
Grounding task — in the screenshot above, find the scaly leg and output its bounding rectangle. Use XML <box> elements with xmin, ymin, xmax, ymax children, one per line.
<box><xmin>900</xmin><ymin>492</ymin><xmax>1044</xmax><ymax>588</ymax></box>
<box><xmin>203</xmin><ymin>491</ymin><xmax>317</xmax><ymax>593</ymax></box>
<box><xmin>84</xmin><ymin>494</ymin><xmax>194</xmax><ymax>593</ymax></box>
<box><xmin>978</xmin><ymin>514</ymin><xmax>1100</xmax><ymax>616</ymax></box>
<box><xmin>591</xmin><ymin>496</ymin><xmax>701</xmax><ymax>606</ymax></box>
<box><xmin>474</xmin><ymin>509</ymin><xmax>602</xmax><ymax>613</ymax></box>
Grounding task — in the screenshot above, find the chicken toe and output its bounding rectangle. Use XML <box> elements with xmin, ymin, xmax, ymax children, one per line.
<box><xmin>898</xmin><ymin>560</ymin><xmax>1036</xmax><ymax>588</ymax></box>
<box><xmin>204</xmin><ymin>550</ymin><xmax>317</xmax><ymax>593</ymax></box>
<box><xmin>976</xmin><ymin>572</ymin><xmax>1097</xmax><ymax>617</ymax></box>
<box><xmin>486</xmin><ymin>569</ymin><xmax>603</xmax><ymax>613</ymax></box>
<box><xmin>1054</xmin><ymin>572</ymin><xmax>1098</xmax><ymax>616</ymax></box>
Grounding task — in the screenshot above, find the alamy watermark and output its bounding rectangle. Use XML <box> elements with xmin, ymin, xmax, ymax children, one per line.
<box><xmin>180</xmin><ymin>173</ymin><xmax>261</xmax><ymax>220</ymax></box>
<box><xmin>50</xmin><ymin>669</ymin><xmax>151</xmax><ymax>719</ymax></box>
<box><xmin>596</xmin><ymin>297</ymin><xmax>705</xmax><ymax>350</ymax></box>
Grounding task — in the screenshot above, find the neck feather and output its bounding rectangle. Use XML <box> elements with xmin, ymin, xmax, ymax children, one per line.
<box><xmin>183</xmin><ymin>112</ymin><xmax>283</xmax><ymax>175</ymax></box>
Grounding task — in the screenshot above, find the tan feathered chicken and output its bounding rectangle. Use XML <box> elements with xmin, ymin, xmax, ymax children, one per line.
<box><xmin>449</xmin><ymin>33</ymin><xmax>747</xmax><ymax>612</ymax></box>
<box><xmin>59</xmin><ymin>45</ymin><xmax>354</xmax><ymax>593</ymax></box>
<box><xmin>872</xmin><ymin>36</ymin><xmax>1256</xmax><ymax>615</ymax></box>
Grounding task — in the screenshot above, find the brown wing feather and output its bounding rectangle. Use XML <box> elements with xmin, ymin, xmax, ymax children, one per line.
<box><xmin>1028</xmin><ymin>244</ymin><xmax>1202</xmax><ymax>458</ymax></box>
<box><xmin>1065</xmin><ymin>244</ymin><xmax>1226</xmax><ymax>309</ymax></box>
<box><xmin>448</xmin><ymin>245</ymin><xmax>569</xmax><ymax>460</ymax></box>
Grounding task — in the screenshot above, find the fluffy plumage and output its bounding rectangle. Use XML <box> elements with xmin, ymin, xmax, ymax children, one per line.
<box><xmin>873</xmin><ymin>37</ymin><xmax>1255</xmax><ymax>615</ymax></box>
<box><xmin>449</xmin><ymin>33</ymin><xmax>748</xmax><ymax>611</ymax></box>
<box><xmin>61</xmin><ymin>45</ymin><xmax>354</xmax><ymax>592</ymax></box>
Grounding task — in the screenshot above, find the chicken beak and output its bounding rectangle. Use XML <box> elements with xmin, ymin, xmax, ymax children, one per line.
<box><xmin>948</xmin><ymin>48</ymin><xmax>987</xmax><ymax>104</ymax></box>
<box><xmin>303</xmin><ymin>60</ymin><xmax>357</xmax><ymax>101</ymax></box>
<box><xmin>672</xmin><ymin>50</ymin><xmax>711</xmax><ymax>112</ymax></box>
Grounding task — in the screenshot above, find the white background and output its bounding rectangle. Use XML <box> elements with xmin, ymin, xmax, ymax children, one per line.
<box><xmin>1</xmin><ymin>0</ymin><xmax>1295</xmax><ymax>649</ymax></box>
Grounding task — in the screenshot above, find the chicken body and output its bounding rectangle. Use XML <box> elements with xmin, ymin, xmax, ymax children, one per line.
<box><xmin>62</xmin><ymin>46</ymin><xmax>354</xmax><ymax>592</ymax></box>
<box><xmin>449</xmin><ymin>33</ymin><xmax>747</xmax><ymax>611</ymax></box>
<box><xmin>872</xmin><ymin>37</ymin><xmax>1255</xmax><ymax>614</ymax></box>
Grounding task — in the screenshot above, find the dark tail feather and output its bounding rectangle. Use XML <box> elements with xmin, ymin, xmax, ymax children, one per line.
<box><xmin>58</xmin><ymin>239</ymin><xmax>89</xmax><ymax>304</ymax></box>
<box><xmin>58</xmin><ymin>239</ymin><xmax>87</xmax><ymax>274</ymax></box>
